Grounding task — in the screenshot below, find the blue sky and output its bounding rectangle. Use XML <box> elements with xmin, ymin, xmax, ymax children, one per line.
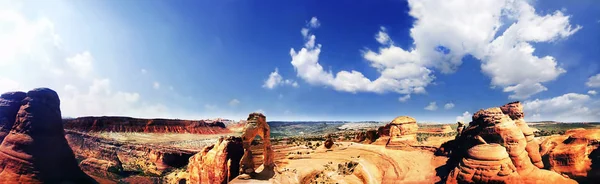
<box><xmin>1</xmin><ymin>0</ymin><xmax>600</xmax><ymax>122</ymax></box>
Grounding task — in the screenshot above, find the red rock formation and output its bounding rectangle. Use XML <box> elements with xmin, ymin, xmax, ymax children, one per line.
<box><xmin>64</xmin><ymin>116</ymin><xmax>229</xmax><ymax>134</ymax></box>
<box><xmin>0</xmin><ymin>88</ymin><xmax>96</xmax><ymax>183</ymax></box>
<box><xmin>500</xmin><ymin>101</ymin><xmax>544</xmax><ymax>168</ymax></box>
<box><xmin>0</xmin><ymin>91</ymin><xmax>26</xmax><ymax>142</ymax></box>
<box><xmin>354</xmin><ymin>129</ymin><xmax>379</xmax><ymax>144</ymax></box>
<box><xmin>239</xmin><ymin>112</ymin><xmax>275</xmax><ymax>177</ymax></box>
<box><xmin>65</xmin><ymin>130</ymin><xmax>195</xmax><ymax>176</ymax></box>
<box><xmin>445</xmin><ymin>104</ymin><xmax>576</xmax><ymax>184</ymax></box>
<box><xmin>324</xmin><ymin>137</ymin><xmax>334</xmax><ymax>149</ymax></box>
<box><xmin>188</xmin><ymin>136</ymin><xmax>244</xmax><ymax>184</ymax></box>
<box><xmin>540</xmin><ymin>128</ymin><xmax>600</xmax><ymax>183</ymax></box>
<box><xmin>375</xmin><ymin>116</ymin><xmax>419</xmax><ymax>149</ymax></box>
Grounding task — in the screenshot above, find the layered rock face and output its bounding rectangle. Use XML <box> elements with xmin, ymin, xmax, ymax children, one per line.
<box><xmin>445</xmin><ymin>103</ymin><xmax>576</xmax><ymax>184</ymax></box>
<box><xmin>65</xmin><ymin>130</ymin><xmax>195</xmax><ymax>177</ymax></box>
<box><xmin>500</xmin><ymin>101</ymin><xmax>543</xmax><ymax>168</ymax></box>
<box><xmin>376</xmin><ymin>116</ymin><xmax>419</xmax><ymax>148</ymax></box>
<box><xmin>64</xmin><ymin>116</ymin><xmax>228</xmax><ymax>134</ymax></box>
<box><xmin>0</xmin><ymin>91</ymin><xmax>26</xmax><ymax>142</ymax></box>
<box><xmin>540</xmin><ymin>128</ymin><xmax>600</xmax><ymax>183</ymax></box>
<box><xmin>188</xmin><ymin>136</ymin><xmax>244</xmax><ymax>184</ymax></box>
<box><xmin>0</xmin><ymin>89</ymin><xmax>96</xmax><ymax>183</ymax></box>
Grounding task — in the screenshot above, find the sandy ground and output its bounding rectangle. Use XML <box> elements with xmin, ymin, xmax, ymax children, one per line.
<box><xmin>232</xmin><ymin>142</ymin><xmax>448</xmax><ymax>184</ymax></box>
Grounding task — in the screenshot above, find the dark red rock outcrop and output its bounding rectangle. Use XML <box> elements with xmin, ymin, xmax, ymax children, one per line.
<box><xmin>0</xmin><ymin>88</ymin><xmax>96</xmax><ymax>183</ymax></box>
<box><xmin>63</xmin><ymin>116</ymin><xmax>229</xmax><ymax>134</ymax></box>
<box><xmin>354</xmin><ymin>129</ymin><xmax>379</xmax><ymax>144</ymax></box>
<box><xmin>0</xmin><ymin>91</ymin><xmax>26</xmax><ymax>143</ymax></box>
<box><xmin>188</xmin><ymin>136</ymin><xmax>244</xmax><ymax>184</ymax></box>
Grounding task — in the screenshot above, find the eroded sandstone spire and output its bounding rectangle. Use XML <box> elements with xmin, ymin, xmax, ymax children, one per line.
<box><xmin>0</xmin><ymin>88</ymin><xmax>96</xmax><ymax>183</ymax></box>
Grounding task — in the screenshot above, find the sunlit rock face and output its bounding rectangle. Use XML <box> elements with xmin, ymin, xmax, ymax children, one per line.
<box><xmin>188</xmin><ymin>136</ymin><xmax>244</xmax><ymax>184</ymax></box>
<box><xmin>0</xmin><ymin>88</ymin><xmax>96</xmax><ymax>184</ymax></box>
<box><xmin>376</xmin><ymin>116</ymin><xmax>419</xmax><ymax>148</ymax></box>
<box><xmin>540</xmin><ymin>128</ymin><xmax>600</xmax><ymax>183</ymax></box>
<box><xmin>445</xmin><ymin>102</ymin><xmax>577</xmax><ymax>184</ymax></box>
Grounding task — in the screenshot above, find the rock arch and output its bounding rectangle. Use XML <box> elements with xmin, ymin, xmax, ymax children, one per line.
<box><xmin>239</xmin><ymin>112</ymin><xmax>275</xmax><ymax>176</ymax></box>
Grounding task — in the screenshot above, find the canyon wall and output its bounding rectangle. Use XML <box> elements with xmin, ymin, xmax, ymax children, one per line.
<box><xmin>64</xmin><ymin>116</ymin><xmax>229</xmax><ymax>134</ymax></box>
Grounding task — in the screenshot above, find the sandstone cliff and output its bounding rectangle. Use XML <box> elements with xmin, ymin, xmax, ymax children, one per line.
<box><xmin>0</xmin><ymin>88</ymin><xmax>97</xmax><ymax>183</ymax></box>
<box><xmin>64</xmin><ymin>116</ymin><xmax>229</xmax><ymax>134</ymax></box>
<box><xmin>188</xmin><ymin>136</ymin><xmax>244</xmax><ymax>184</ymax></box>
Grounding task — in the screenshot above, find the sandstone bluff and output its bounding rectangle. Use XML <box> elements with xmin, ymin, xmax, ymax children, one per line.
<box><xmin>0</xmin><ymin>88</ymin><xmax>97</xmax><ymax>183</ymax></box>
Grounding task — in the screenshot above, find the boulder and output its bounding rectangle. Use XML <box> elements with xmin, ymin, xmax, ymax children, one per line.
<box><xmin>324</xmin><ymin>137</ymin><xmax>334</xmax><ymax>149</ymax></box>
<box><xmin>0</xmin><ymin>88</ymin><xmax>96</xmax><ymax>183</ymax></box>
<box><xmin>540</xmin><ymin>128</ymin><xmax>600</xmax><ymax>183</ymax></box>
<box><xmin>188</xmin><ymin>136</ymin><xmax>244</xmax><ymax>184</ymax></box>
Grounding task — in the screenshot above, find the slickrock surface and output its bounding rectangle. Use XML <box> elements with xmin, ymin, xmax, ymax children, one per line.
<box><xmin>500</xmin><ymin>101</ymin><xmax>544</xmax><ymax>168</ymax></box>
<box><xmin>445</xmin><ymin>102</ymin><xmax>576</xmax><ymax>184</ymax></box>
<box><xmin>188</xmin><ymin>136</ymin><xmax>244</xmax><ymax>184</ymax></box>
<box><xmin>540</xmin><ymin>128</ymin><xmax>600</xmax><ymax>183</ymax></box>
<box><xmin>0</xmin><ymin>88</ymin><xmax>96</xmax><ymax>183</ymax></box>
<box><xmin>64</xmin><ymin>116</ymin><xmax>229</xmax><ymax>134</ymax></box>
<box><xmin>0</xmin><ymin>91</ymin><xmax>25</xmax><ymax>143</ymax></box>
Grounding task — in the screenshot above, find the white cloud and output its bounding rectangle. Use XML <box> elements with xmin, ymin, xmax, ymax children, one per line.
<box><xmin>153</xmin><ymin>82</ymin><xmax>160</xmax><ymax>89</ymax></box>
<box><xmin>229</xmin><ymin>99</ymin><xmax>240</xmax><ymax>107</ymax></box>
<box><xmin>503</xmin><ymin>82</ymin><xmax>548</xmax><ymax>99</ymax></box>
<box><xmin>290</xmin><ymin>17</ymin><xmax>433</xmax><ymax>96</ymax></box>
<box><xmin>375</xmin><ymin>26</ymin><xmax>392</xmax><ymax>45</ymax></box>
<box><xmin>0</xmin><ymin>5</ymin><xmax>180</xmax><ymax>119</ymax></box>
<box><xmin>523</xmin><ymin>93</ymin><xmax>598</xmax><ymax>122</ymax></box>
<box><xmin>586</xmin><ymin>74</ymin><xmax>600</xmax><ymax>88</ymax></box>
<box><xmin>263</xmin><ymin>68</ymin><xmax>299</xmax><ymax>89</ymax></box>
<box><xmin>588</xmin><ymin>90</ymin><xmax>597</xmax><ymax>95</ymax></box>
<box><xmin>308</xmin><ymin>17</ymin><xmax>320</xmax><ymax>28</ymax></box>
<box><xmin>424</xmin><ymin>102</ymin><xmax>437</xmax><ymax>111</ymax></box>
<box><xmin>444</xmin><ymin>102</ymin><xmax>455</xmax><ymax>109</ymax></box>
<box><xmin>398</xmin><ymin>94</ymin><xmax>411</xmax><ymax>102</ymax></box>
<box><xmin>456</xmin><ymin>111</ymin><xmax>472</xmax><ymax>122</ymax></box>
<box><xmin>66</xmin><ymin>51</ymin><xmax>93</xmax><ymax>78</ymax></box>
<box><xmin>0</xmin><ymin>78</ymin><xmax>22</xmax><ymax>92</ymax></box>
<box><xmin>286</xmin><ymin>1</ymin><xmax>579</xmax><ymax>99</ymax></box>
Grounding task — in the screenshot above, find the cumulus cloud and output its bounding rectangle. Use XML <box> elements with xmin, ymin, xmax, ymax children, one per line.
<box><xmin>290</xmin><ymin>17</ymin><xmax>433</xmax><ymax>98</ymax></box>
<box><xmin>398</xmin><ymin>94</ymin><xmax>411</xmax><ymax>102</ymax></box>
<box><xmin>588</xmin><ymin>90</ymin><xmax>597</xmax><ymax>95</ymax></box>
<box><xmin>444</xmin><ymin>103</ymin><xmax>455</xmax><ymax>110</ymax></box>
<box><xmin>456</xmin><ymin>111</ymin><xmax>472</xmax><ymax>122</ymax></box>
<box><xmin>523</xmin><ymin>93</ymin><xmax>599</xmax><ymax>122</ymax></box>
<box><xmin>587</xmin><ymin>74</ymin><xmax>600</xmax><ymax>88</ymax></box>
<box><xmin>229</xmin><ymin>99</ymin><xmax>240</xmax><ymax>106</ymax></box>
<box><xmin>263</xmin><ymin>68</ymin><xmax>299</xmax><ymax>89</ymax></box>
<box><xmin>287</xmin><ymin>1</ymin><xmax>579</xmax><ymax>100</ymax></box>
<box><xmin>0</xmin><ymin>4</ymin><xmax>177</xmax><ymax>118</ymax></box>
<box><xmin>424</xmin><ymin>102</ymin><xmax>438</xmax><ymax>111</ymax></box>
